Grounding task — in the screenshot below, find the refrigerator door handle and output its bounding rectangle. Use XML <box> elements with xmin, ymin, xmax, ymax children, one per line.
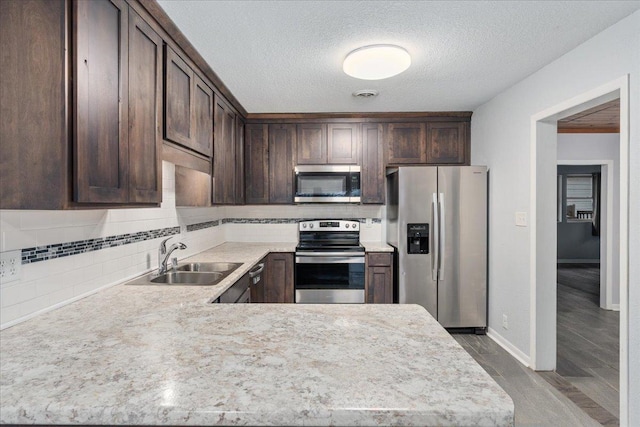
<box><xmin>432</xmin><ymin>192</ymin><xmax>439</xmax><ymax>281</ymax></box>
<box><xmin>439</xmin><ymin>192</ymin><xmax>446</xmax><ymax>279</ymax></box>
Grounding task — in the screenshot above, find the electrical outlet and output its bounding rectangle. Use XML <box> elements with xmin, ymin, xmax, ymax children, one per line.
<box><xmin>502</xmin><ymin>314</ymin><xmax>508</xmax><ymax>330</ymax></box>
<box><xmin>0</xmin><ymin>250</ymin><xmax>22</xmax><ymax>284</ymax></box>
<box><xmin>515</xmin><ymin>212</ymin><xmax>527</xmax><ymax>227</ymax></box>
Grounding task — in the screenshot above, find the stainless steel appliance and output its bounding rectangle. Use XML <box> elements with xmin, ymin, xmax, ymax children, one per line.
<box><xmin>294</xmin><ymin>165</ymin><xmax>361</xmax><ymax>203</ymax></box>
<box><xmin>386</xmin><ymin>166</ymin><xmax>487</xmax><ymax>331</ymax></box>
<box><xmin>295</xmin><ymin>220</ymin><xmax>365</xmax><ymax>303</ymax></box>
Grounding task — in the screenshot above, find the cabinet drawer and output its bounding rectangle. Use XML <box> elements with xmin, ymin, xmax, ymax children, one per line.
<box><xmin>367</xmin><ymin>253</ymin><xmax>391</xmax><ymax>266</ymax></box>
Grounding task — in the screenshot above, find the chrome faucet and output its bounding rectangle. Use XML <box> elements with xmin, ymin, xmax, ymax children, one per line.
<box><xmin>158</xmin><ymin>237</ymin><xmax>187</xmax><ymax>275</ymax></box>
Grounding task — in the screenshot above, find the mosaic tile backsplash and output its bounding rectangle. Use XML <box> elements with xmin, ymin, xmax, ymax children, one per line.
<box><xmin>21</xmin><ymin>227</ymin><xmax>181</xmax><ymax>264</ymax></box>
<box><xmin>18</xmin><ymin>218</ymin><xmax>383</xmax><ymax>264</ymax></box>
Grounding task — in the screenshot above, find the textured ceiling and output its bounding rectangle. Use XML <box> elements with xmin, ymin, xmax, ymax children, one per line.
<box><xmin>157</xmin><ymin>1</ymin><xmax>640</xmax><ymax>113</ymax></box>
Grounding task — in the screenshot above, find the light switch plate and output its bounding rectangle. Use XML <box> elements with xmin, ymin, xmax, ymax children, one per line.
<box><xmin>515</xmin><ymin>212</ymin><xmax>527</xmax><ymax>227</ymax></box>
<box><xmin>0</xmin><ymin>250</ymin><xmax>22</xmax><ymax>284</ymax></box>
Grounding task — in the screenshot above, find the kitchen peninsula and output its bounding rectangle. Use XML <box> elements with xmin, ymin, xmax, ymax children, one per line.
<box><xmin>0</xmin><ymin>244</ymin><xmax>513</xmax><ymax>426</ymax></box>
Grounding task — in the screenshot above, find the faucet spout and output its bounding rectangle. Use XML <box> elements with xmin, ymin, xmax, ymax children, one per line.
<box><xmin>158</xmin><ymin>238</ymin><xmax>187</xmax><ymax>274</ymax></box>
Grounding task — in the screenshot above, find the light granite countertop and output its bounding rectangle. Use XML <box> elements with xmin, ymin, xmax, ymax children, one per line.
<box><xmin>361</xmin><ymin>242</ymin><xmax>394</xmax><ymax>252</ymax></box>
<box><xmin>0</xmin><ymin>242</ymin><xmax>513</xmax><ymax>426</ymax></box>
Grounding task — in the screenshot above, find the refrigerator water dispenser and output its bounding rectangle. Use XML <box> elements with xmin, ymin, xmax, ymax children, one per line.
<box><xmin>407</xmin><ymin>223</ymin><xmax>429</xmax><ymax>254</ymax></box>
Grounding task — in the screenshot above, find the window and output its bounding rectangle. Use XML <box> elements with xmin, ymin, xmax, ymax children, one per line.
<box><xmin>565</xmin><ymin>174</ymin><xmax>593</xmax><ymax>221</ymax></box>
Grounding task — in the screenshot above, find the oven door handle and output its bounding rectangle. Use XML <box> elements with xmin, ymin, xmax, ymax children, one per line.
<box><xmin>295</xmin><ymin>255</ymin><xmax>365</xmax><ymax>264</ymax></box>
<box><xmin>295</xmin><ymin>252</ymin><xmax>365</xmax><ymax>257</ymax></box>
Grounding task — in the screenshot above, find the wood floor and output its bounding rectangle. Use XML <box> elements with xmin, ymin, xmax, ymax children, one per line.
<box><xmin>453</xmin><ymin>264</ymin><xmax>619</xmax><ymax>426</ymax></box>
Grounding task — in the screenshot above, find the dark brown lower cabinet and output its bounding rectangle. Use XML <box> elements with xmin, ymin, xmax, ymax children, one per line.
<box><xmin>264</xmin><ymin>253</ymin><xmax>294</xmax><ymax>303</ymax></box>
<box><xmin>366</xmin><ymin>253</ymin><xmax>393</xmax><ymax>304</ymax></box>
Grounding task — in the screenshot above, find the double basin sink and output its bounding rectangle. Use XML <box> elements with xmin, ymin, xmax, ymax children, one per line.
<box><xmin>127</xmin><ymin>262</ymin><xmax>243</xmax><ymax>286</ymax></box>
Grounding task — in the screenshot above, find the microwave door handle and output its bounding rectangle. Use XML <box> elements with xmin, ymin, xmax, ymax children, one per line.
<box><xmin>432</xmin><ymin>193</ymin><xmax>439</xmax><ymax>281</ymax></box>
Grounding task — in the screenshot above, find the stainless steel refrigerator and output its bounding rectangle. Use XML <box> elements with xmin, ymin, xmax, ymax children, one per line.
<box><xmin>386</xmin><ymin>166</ymin><xmax>487</xmax><ymax>331</ymax></box>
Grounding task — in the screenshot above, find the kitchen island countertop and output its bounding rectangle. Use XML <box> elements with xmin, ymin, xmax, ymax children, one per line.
<box><xmin>0</xmin><ymin>242</ymin><xmax>513</xmax><ymax>426</ymax></box>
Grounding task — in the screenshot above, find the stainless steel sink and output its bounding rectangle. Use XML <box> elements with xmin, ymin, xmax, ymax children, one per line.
<box><xmin>150</xmin><ymin>271</ymin><xmax>224</xmax><ymax>285</ymax></box>
<box><xmin>176</xmin><ymin>262</ymin><xmax>242</xmax><ymax>273</ymax></box>
<box><xmin>126</xmin><ymin>262</ymin><xmax>242</xmax><ymax>286</ymax></box>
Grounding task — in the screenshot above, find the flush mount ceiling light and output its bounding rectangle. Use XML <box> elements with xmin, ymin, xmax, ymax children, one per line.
<box><xmin>343</xmin><ymin>44</ymin><xmax>411</xmax><ymax>80</ymax></box>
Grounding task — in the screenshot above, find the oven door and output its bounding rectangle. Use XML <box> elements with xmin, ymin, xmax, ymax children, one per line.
<box><xmin>295</xmin><ymin>252</ymin><xmax>365</xmax><ymax>303</ymax></box>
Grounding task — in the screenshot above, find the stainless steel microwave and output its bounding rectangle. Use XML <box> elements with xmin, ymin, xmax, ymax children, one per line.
<box><xmin>294</xmin><ymin>165</ymin><xmax>361</xmax><ymax>203</ymax></box>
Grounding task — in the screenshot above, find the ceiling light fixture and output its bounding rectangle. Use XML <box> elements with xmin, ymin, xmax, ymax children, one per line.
<box><xmin>343</xmin><ymin>44</ymin><xmax>411</xmax><ymax>80</ymax></box>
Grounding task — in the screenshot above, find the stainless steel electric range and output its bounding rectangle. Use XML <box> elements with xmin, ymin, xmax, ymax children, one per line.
<box><xmin>294</xmin><ymin>220</ymin><xmax>365</xmax><ymax>304</ymax></box>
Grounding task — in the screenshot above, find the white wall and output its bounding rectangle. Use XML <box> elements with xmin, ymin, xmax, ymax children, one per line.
<box><xmin>471</xmin><ymin>11</ymin><xmax>639</xmax><ymax>424</ymax></box>
<box><xmin>557</xmin><ymin>133</ymin><xmax>620</xmax><ymax>304</ymax></box>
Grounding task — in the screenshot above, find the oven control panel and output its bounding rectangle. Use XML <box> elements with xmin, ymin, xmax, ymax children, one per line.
<box><xmin>299</xmin><ymin>220</ymin><xmax>360</xmax><ymax>231</ymax></box>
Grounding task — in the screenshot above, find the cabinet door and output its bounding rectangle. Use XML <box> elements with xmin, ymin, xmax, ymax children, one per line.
<box><xmin>296</xmin><ymin>123</ymin><xmax>327</xmax><ymax>164</ymax></box>
<box><xmin>164</xmin><ymin>45</ymin><xmax>193</xmax><ymax>148</ymax></box>
<box><xmin>245</xmin><ymin>124</ymin><xmax>269</xmax><ymax>204</ymax></box>
<box><xmin>192</xmin><ymin>75</ymin><xmax>214</xmax><ymax>157</ymax></box>
<box><xmin>269</xmin><ymin>124</ymin><xmax>296</xmax><ymax>203</ymax></box>
<box><xmin>74</xmin><ymin>0</ymin><xmax>129</xmax><ymax>203</ymax></box>
<box><xmin>426</xmin><ymin>121</ymin><xmax>468</xmax><ymax>165</ymax></box>
<box><xmin>361</xmin><ymin>123</ymin><xmax>384</xmax><ymax>204</ymax></box>
<box><xmin>235</xmin><ymin>117</ymin><xmax>245</xmax><ymax>204</ymax></box>
<box><xmin>1</xmin><ymin>0</ymin><xmax>69</xmax><ymax>209</ymax></box>
<box><xmin>128</xmin><ymin>9</ymin><xmax>162</xmax><ymax>204</ymax></box>
<box><xmin>327</xmin><ymin>123</ymin><xmax>359</xmax><ymax>164</ymax></box>
<box><xmin>366</xmin><ymin>253</ymin><xmax>393</xmax><ymax>303</ymax></box>
<box><xmin>264</xmin><ymin>253</ymin><xmax>294</xmax><ymax>303</ymax></box>
<box><xmin>385</xmin><ymin>122</ymin><xmax>426</xmax><ymax>164</ymax></box>
<box><xmin>213</xmin><ymin>96</ymin><xmax>236</xmax><ymax>204</ymax></box>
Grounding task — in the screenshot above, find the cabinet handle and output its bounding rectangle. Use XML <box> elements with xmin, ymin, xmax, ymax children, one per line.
<box><xmin>249</xmin><ymin>263</ymin><xmax>264</xmax><ymax>278</ymax></box>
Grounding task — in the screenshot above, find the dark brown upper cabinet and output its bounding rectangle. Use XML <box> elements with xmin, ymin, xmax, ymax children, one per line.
<box><xmin>164</xmin><ymin>45</ymin><xmax>213</xmax><ymax>157</ymax></box>
<box><xmin>213</xmin><ymin>95</ymin><xmax>236</xmax><ymax>204</ymax></box>
<box><xmin>2</xmin><ymin>0</ymin><xmax>163</xmax><ymax>209</ymax></box>
<box><xmin>296</xmin><ymin>123</ymin><xmax>359</xmax><ymax>165</ymax></box>
<box><xmin>327</xmin><ymin>123</ymin><xmax>359</xmax><ymax>164</ymax></box>
<box><xmin>426</xmin><ymin>121</ymin><xmax>469</xmax><ymax>165</ymax></box>
<box><xmin>74</xmin><ymin>0</ymin><xmax>130</xmax><ymax>203</ymax></box>
<box><xmin>361</xmin><ymin>123</ymin><xmax>384</xmax><ymax>204</ymax></box>
<box><xmin>296</xmin><ymin>124</ymin><xmax>327</xmax><ymax>164</ymax></box>
<box><xmin>385</xmin><ymin>122</ymin><xmax>426</xmax><ymax>165</ymax></box>
<box><xmin>235</xmin><ymin>116</ymin><xmax>246</xmax><ymax>204</ymax></box>
<box><xmin>164</xmin><ymin>46</ymin><xmax>192</xmax><ymax>148</ymax></box>
<box><xmin>127</xmin><ymin>8</ymin><xmax>163</xmax><ymax>204</ymax></box>
<box><xmin>244</xmin><ymin>124</ymin><xmax>270</xmax><ymax>204</ymax></box>
<box><xmin>193</xmin><ymin>75</ymin><xmax>214</xmax><ymax>157</ymax></box>
<box><xmin>269</xmin><ymin>124</ymin><xmax>296</xmax><ymax>204</ymax></box>
<box><xmin>1</xmin><ymin>0</ymin><xmax>69</xmax><ymax>209</ymax></box>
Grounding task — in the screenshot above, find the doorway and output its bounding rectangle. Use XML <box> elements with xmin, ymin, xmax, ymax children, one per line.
<box><xmin>529</xmin><ymin>76</ymin><xmax>629</xmax><ymax>424</ymax></box>
<box><xmin>555</xmin><ymin>157</ymin><xmax>619</xmax><ymax>421</ymax></box>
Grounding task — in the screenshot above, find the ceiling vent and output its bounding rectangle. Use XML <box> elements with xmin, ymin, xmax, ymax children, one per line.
<box><xmin>352</xmin><ymin>89</ymin><xmax>379</xmax><ymax>98</ymax></box>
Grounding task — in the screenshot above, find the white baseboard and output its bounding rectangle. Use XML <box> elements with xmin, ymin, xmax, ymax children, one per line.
<box><xmin>610</xmin><ymin>304</ymin><xmax>620</xmax><ymax>311</ymax></box>
<box><xmin>487</xmin><ymin>327</ymin><xmax>531</xmax><ymax>367</ymax></box>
